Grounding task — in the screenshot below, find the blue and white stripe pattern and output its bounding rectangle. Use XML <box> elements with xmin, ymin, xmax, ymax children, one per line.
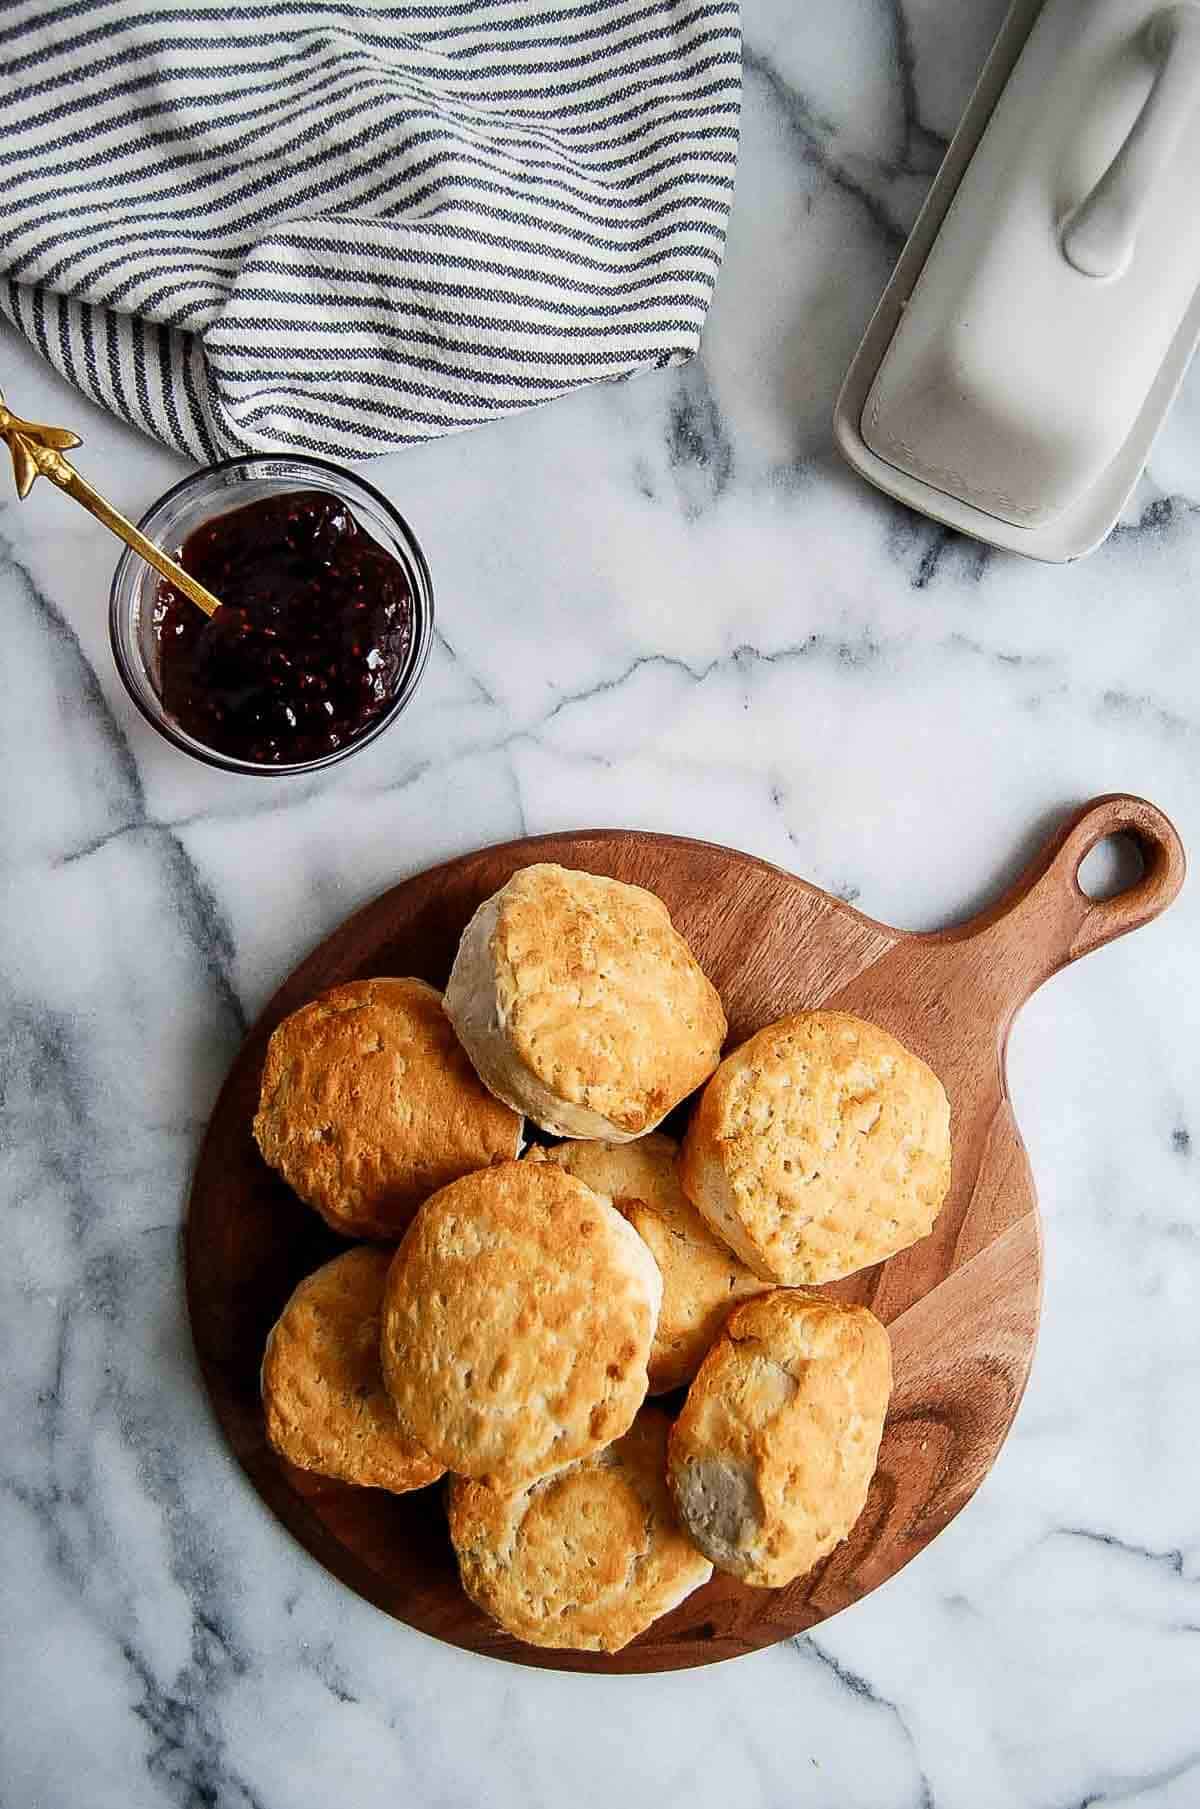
<box><xmin>0</xmin><ymin>1</ymin><xmax>742</xmax><ymax>461</ymax></box>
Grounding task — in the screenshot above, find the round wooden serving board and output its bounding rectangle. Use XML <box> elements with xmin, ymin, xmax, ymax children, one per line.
<box><xmin>187</xmin><ymin>795</ymin><xmax>1184</xmax><ymax>1673</ymax></box>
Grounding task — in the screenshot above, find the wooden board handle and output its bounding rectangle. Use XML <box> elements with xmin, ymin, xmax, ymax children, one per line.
<box><xmin>952</xmin><ymin>793</ymin><xmax>1185</xmax><ymax>1005</ymax></box>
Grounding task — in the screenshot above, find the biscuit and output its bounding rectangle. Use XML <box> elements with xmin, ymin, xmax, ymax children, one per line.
<box><xmin>262</xmin><ymin>1247</ymin><xmax>445</xmax><ymax>1493</ymax></box>
<box><xmin>443</xmin><ymin>864</ymin><xmax>726</xmax><ymax>1140</ymax></box>
<box><xmin>380</xmin><ymin>1160</ymin><xmax>662</xmax><ymax>1489</ymax></box>
<box><xmin>535</xmin><ymin>1134</ymin><xmax>772</xmax><ymax>1393</ymax></box>
<box><xmin>680</xmin><ymin>1010</ymin><xmax>951</xmax><ymax>1284</ymax></box>
<box><xmin>667</xmin><ymin>1291</ymin><xmax>891</xmax><ymax>1588</ymax></box>
<box><xmin>448</xmin><ymin>1407</ymin><xmax>712</xmax><ymax>1651</ymax></box>
<box><xmin>253</xmin><ymin>977</ymin><xmax>523</xmax><ymax>1240</ymax></box>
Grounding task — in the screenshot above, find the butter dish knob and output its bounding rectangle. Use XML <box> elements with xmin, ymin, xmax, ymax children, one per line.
<box><xmin>1061</xmin><ymin>2</ymin><xmax>1200</xmax><ymax>280</ymax></box>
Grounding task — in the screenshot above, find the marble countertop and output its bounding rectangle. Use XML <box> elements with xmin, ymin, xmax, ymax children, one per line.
<box><xmin>4</xmin><ymin>2</ymin><xmax>1199</xmax><ymax>1805</ymax></box>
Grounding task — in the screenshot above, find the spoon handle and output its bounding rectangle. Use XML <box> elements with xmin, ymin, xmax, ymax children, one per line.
<box><xmin>0</xmin><ymin>390</ymin><xmax>221</xmax><ymax>618</ymax></box>
<box><xmin>51</xmin><ymin>461</ymin><xmax>221</xmax><ymax>619</ymax></box>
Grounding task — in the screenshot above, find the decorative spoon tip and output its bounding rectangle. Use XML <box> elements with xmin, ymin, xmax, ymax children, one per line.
<box><xmin>0</xmin><ymin>388</ymin><xmax>221</xmax><ymax>617</ymax></box>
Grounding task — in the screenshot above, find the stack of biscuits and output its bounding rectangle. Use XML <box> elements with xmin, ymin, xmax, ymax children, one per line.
<box><xmin>257</xmin><ymin>863</ymin><xmax>952</xmax><ymax>1653</ymax></box>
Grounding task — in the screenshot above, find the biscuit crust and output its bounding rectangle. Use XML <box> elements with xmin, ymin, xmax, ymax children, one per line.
<box><xmin>536</xmin><ymin>1134</ymin><xmax>772</xmax><ymax>1393</ymax></box>
<box><xmin>253</xmin><ymin>977</ymin><xmax>523</xmax><ymax>1240</ymax></box>
<box><xmin>449</xmin><ymin>1408</ymin><xmax>712</xmax><ymax>1651</ymax></box>
<box><xmin>667</xmin><ymin>1291</ymin><xmax>891</xmax><ymax>1588</ymax></box>
<box><xmin>262</xmin><ymin>1247</ymin><xmax>445</xmax><ymax>1493</ymax></box>
<box><xmin>680</xmin><ymin>1011</ymin><xmax>951</xmax><ymax>1284</ymax></box>
<box><xmin>380</xmin><ymin>1161</ymin><xmax>662</xmax><ymax>1489</ymax></box>
<box><xmin>443</xmin><ymin>864</ymin><xmax>726</xmax><ymax>1140</ymax></box>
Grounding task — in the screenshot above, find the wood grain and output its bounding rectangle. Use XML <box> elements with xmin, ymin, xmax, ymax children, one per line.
<box><xmin>185</xmin><ymin>794</ymin><xmax>1184</xmax><ymax>1673</ymax></box>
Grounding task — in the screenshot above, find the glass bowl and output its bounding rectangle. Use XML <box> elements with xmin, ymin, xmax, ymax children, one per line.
<box><xmin>109</xmin><ymin>455</ymin><xmax>434</xmax><ymax>776</ymax></box>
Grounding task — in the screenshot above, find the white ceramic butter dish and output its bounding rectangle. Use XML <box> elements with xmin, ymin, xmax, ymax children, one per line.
<box><xmin>835</xmin><ymin>0</ymin><xmax>1200</xmax><ymax>561</ymax></box>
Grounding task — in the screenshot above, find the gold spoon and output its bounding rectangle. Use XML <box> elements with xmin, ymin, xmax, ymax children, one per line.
<box><xmin>0</xmin><ymin>390</ymin><xmax>221</xmax><ymax>618</ymax></box>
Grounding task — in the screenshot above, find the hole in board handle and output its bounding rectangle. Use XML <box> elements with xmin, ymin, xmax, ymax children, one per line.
<box><xmin>1077</xmin><ymin>832</ymin><xmax>1147</xmax><ymax>901</ymax></box>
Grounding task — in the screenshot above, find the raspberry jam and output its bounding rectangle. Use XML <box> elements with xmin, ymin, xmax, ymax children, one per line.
<box><xmin>153</xmin><ymin>490</ymin><xmax>414</xmax><ymax>766</ymax></box>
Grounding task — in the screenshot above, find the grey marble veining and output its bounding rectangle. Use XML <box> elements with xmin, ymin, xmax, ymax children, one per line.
<box><xmin>3</xmin><ymin>2</ymin><xmax>1200</xmax><ymax>1805</ymax></box>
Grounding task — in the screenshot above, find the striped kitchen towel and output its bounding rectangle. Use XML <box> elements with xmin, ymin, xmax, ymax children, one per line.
<box><xmin>0</xmin><ymin>1</ymin><xmax>741</xmax><ymax>462</ymax></box>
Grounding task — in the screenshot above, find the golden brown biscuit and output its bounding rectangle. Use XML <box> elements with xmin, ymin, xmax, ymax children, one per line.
<box><xmin>262</xmin><ymin>1247</ymin><xmax>444</xmax><ymax>1493</ymax></box>
<box><xmin>443</xmin><ymin>863</ymin><xmax>726</xmax><ymax>1140</ymax></box>
<box><xmin>680</xmin><ymin>1010</ymin><xmax>951</xmax><ymax>1284</ymax></box>
<box><xmin>380</xmin><ymin>1161</ymin><xmax>662</xmax><ymax>1489</ymax></box>
<box><xmin>254</xmin><ymin>977</ymin><xmax>523</xmax><ymax>1240</ymax></box>
<box><xmin>535</xmin><ymin>1133</ymin><xmax>772</xmax><ymax>1393</ymax></box>
<box><xmin>667</xmin><ymin>1291</ymin><xmax>891</xmax><ymax>1588</ymax></box>
<box><xmin>448</xmin><ymin>1407</ymin><xmax>712</xmax><ymax>1651</ymax></box>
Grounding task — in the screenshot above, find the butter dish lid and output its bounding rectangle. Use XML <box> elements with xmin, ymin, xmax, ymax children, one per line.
<box><xmin>836</xmin><ymin>0</ymin><xmax>1200</xmax><ymax>561</ymax></box>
